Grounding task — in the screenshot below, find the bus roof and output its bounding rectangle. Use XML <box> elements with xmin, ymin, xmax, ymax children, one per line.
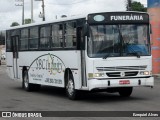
<box><xmin>6</xmin><ymin>14</ymin><xmax>86</xmax><ymax>31</ymax></box>
<box><xmin>6</xmin><ymin>11</ymin><xmax>148</xmax><ymax>31</ymax></box>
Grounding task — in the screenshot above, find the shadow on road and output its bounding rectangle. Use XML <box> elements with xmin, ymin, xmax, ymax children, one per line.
<box><xmin>11</xmin><ymin>85</ymin><xmax>147</xmax><ymax>103</ymax></box>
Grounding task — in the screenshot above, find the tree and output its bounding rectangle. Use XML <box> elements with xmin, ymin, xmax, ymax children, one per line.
<box><xmin>10</xmin><ymin>22</ymin><xmax>20</xmax><ymax>27</ymax></box>
<box><xmin>126</xmin><ymin>0</ymin><xmax>147</xmax><ymax>12</ymax></box>
<box><xmin>24</xmin><ymin>19</ymin><xmax>31</xmax><ymax>24</ymax></box>
<box><xmin>131</xmin><ymin>1</ymin><xmax>147</xmax><ymax>12</ymax></box>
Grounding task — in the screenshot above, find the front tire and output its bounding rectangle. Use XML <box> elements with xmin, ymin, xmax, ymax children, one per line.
<box><xmin>118</xmin><ymin>87</ymin><xmax>133</xmax><ymax>97</ymax></box>
<box><xmin>65</xmin><ymin>73</ymin><xmax>78</xmax><ymax>100</ymax></box>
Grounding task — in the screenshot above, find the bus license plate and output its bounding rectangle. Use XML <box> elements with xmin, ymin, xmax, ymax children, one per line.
<box><xmin>119</xmin><ymin>80</ymin><xmax>130</xmax><ymax>85</ymax></box>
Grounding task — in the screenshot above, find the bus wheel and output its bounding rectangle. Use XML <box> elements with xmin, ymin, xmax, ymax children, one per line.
<box><xmin>118</xmin><ymin>87</ymin><xmax>133</xmax><ymax>97</ymax></box>
<box><xmin>66</xmin><ymin>74</ymin><xmax>78</xmax><ymax>100</ymax></box>
<box><xmin>23</xmin><ymin>71</ymin><xmax>41</xmax><ymax>91</ymax></box>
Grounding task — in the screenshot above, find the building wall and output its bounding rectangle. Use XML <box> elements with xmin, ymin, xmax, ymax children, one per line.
<box><xmin>148</xmin><ymin>0</ymin><xmax>160</xmax><ymax>74</ymax></box>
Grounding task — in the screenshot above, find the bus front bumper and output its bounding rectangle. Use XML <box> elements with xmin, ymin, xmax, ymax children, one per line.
<box><xmin>88</xmin><ymin>77</ymin><xmax>154</xmax><ymax>91</ymax></box>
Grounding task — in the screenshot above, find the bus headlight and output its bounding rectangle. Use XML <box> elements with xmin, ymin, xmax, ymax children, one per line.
<box><xmin>88</xmin><ymin>73</ymin><xmax>105</xmax><ymax>78</ymax></box>
<box><xmin>140</xmin><ymin>71</ymin><xmax>150</xmax><ymax>75</ymax></box>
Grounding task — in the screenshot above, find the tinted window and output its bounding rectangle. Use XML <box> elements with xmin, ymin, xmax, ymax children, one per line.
<box><xmin>20</xmin><ymin>28</ymin><xmax>28</xmax><ymax>50</ymax></box>
<box><xmin>64</xmin><ymin>22</ymin><xmax>77</xmax><ymax>48</ymax></box>
<box><xmin>29</xmin><ymin>27</ymin><xmax>38</xmax><ymax>49</ymax></box>
<box><xmin>40</xmin><ymin>26</ymin><xmax>50</xmax><ymax>49</ymax></box>
<box><xmin>6</xmin><ymin>31</ymin><xmax>11</xmax><ymax>51</ymax></box>
<box><xmin>51</xmin><ymin>24</ymin><xmax>63</xmax><ymax>48</ymax></box>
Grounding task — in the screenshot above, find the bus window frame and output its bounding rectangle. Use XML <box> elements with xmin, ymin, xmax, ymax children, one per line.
<box><xmin>64</xmin><ymin>21</ymin><xmax>77</xmax><ymax>49</ymax></box>
<box><xmin>6</xmin><ymin>18</ymin><xmax>86</xmax><ymax>52</ymax></box>
<box><xmin>28</xmin><ymin>26</ymin><xmax>39</xmax><ymax>50</ymax></box>
<box><xmin>20</xmin><ymin>28</ymin><xmax>29</xmax><ymax>51</ymax></box>
<box><xmin>39</xmin><ymin>24</ymin><xmax>51</xmax><ymax>50</ymax></box>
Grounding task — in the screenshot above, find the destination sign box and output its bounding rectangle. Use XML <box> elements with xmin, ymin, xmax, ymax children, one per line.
<box><xmin>88</xmin><ymin>12</ymin><xmax>149</xmax><ymax>24</ymax></box>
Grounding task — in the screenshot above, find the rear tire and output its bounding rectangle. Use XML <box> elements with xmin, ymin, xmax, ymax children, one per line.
<box><xmin>22</xmin><ymin>70</ymin><xmax>41</xmax><ymax>91</ymax></box>
<box><xmin>118</xmin><ymin>87</ymin><xmax>133</xmax><ymax>97</ymax></box>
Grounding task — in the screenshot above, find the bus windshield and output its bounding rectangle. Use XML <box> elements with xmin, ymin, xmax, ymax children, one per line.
<box><xmin>88</xmin><ymin>24</ymin><xmax>150</xmax><ymax>58</ymax></box>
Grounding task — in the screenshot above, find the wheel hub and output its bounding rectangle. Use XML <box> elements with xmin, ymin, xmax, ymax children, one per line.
<box><xmin>67</xmin><ymin>79</ymin><xmax>74</xmax><ymax>95</ymax></box>
<box><xmin>24</xmin><ymin>75</ymin><xmax>28</xmax><ymax>88</ymax></box>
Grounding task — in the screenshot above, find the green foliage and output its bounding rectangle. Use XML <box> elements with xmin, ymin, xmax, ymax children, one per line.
<box><xmin>10</xmin><ymin>22</ymin><xmax>20</xmax><ymax>27</ymax></box>
<box><xmin>131</xmin><ymin>1</ymin><xmax>147</xmax><ymax>12</ymax></box>
<box><xmin>24</xmin><ymin>19</ymin><xmax>31</xmax><ymax>24</ymax></box>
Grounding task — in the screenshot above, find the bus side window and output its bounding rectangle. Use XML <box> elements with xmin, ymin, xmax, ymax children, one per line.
<box><xmin>64</xmin><ymin>22</ymin><xmax>77</xmax><ymax>48</ymax></box>
<box><xmin>29</xmin><ymin>27</ymin><xmax>38</xmax><ymax>49</ymax></box>
<box><xmin>11</xmin><ymin>30</ymin><xmax>20</xmax><ymax>51</ymax></box>
<box><xmin>40</xmin><ymin>26</ymin><xmax>51</xmax><ymax>49</ymax></box>
<box><xmin>6</xmin><ymin>31</ymin><xmax>11</xmax><ymax>52</ymax></box>
<box><xmin>20</xmin><ymin>28</ymin><xmax>28</xmax><ymax>50</ymax></box>
<box><xmin>51</xmin><ymin>24</ymin><xmax>63</xmax><ymax>48</ymax></box>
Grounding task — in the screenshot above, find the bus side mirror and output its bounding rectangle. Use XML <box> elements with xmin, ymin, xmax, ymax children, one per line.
<box><xmin>150</xmin><ymin>24</ymin><xmax>152</xmax><ymax>34</ymax></box>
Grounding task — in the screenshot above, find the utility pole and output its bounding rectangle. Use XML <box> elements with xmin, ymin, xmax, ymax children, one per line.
<box><xmin>127</xmin><ymin>0</ymin><xmax>132</xmax><ymax>11</ymax></box>
<box><xmin>42</xmin><ymin>0</ymin><xmax>45</xmax><ymax>21</ymax></box>
<box><xmin>31</xmin><ymin>0</ymin><xmax>33</xmax><ymax>23</ymax></box>
<box><xmin>35</xmin><ymin>0</ymin><xmax>45</xmax><ymax>21</ymax></box>
<box><xmin>15</xmin><ymin>0</ymin><xmax>24</xmax><ymax>25</ymax></box>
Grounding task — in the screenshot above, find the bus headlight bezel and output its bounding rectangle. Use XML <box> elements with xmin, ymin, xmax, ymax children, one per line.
<box><xmin>140</xmin><ymin>71</ymin><xmax>150</xmax><ymax>75</ymax></box>
<box><xmin>88</xmin><ymin>73</ymin><xmax>105</xmax><ymax>78</ymax></box>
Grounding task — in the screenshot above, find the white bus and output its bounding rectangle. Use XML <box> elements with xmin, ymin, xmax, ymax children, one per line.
<box><xmin>6</xmin><ymin>12</ymin><xmax>154</xmax><ymax>100</ymax></box>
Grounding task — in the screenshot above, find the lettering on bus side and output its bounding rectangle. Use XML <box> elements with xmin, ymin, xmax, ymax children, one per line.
<box><xmin>28</xmin><ymin>53</ymin><xmax>66</xmax><ymax>85</ymax></box>
<box><xmin>45</xmin><ymin>78</ymin><xmax>62</xmax><ymax>84</ymax></box>
<box><xmin>35</xmin><ymin>57</ymin><xmax>63</xmax><ymax>73</ymax></box>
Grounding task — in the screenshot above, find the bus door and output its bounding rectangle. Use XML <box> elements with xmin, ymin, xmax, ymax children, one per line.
<box><xmin>12</xmin><ymin>36</ymin><xmax>19</xmax><ymax>79</ymax></box>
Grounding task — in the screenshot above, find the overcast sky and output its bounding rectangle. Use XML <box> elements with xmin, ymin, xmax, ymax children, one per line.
<box><xmin>0</xmin><ymin>0</ymin><xmax>147</xmax><ymax>30</ymax></box>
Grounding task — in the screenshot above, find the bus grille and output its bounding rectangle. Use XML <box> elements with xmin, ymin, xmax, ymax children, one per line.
<box><xmin>96</xmin><ymin>66</ymin><xmax>147</xmax><ymax>71</ymax></box>
<box><xmin>106</xmin><ymin>71</ymin><xmax>138</xmax><ymax>77</ymax></box>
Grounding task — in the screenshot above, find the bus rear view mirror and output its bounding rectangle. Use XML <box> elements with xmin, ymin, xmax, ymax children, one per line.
<box><xmin>150</xmin><ymin>24</ymin><xmax>152</xmax><ymax>34</ymax></box>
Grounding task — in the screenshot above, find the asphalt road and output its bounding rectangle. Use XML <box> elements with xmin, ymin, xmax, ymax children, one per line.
<box><xmin>0</xmin><ymin>65</ymin><xmax>160</xmax><ymax>120</ymax></box>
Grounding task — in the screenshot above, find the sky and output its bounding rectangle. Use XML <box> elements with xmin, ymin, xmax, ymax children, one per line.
<box><xmin>0</xmin><ymin>0</ymin><xmax>147</xmax><ymax>30</ymax></box>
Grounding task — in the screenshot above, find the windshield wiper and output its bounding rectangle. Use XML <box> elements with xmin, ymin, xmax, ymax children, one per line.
<box><xmin>127</xmin><ymin>52</ymin><xmax>140</xmax><ymax>58</ymax></box>
<box><xmin>125</xmin><ymin>44</ymin><xmax>141</xmax><ymax>58</ymax></box>
<box><xmin>103</xmin><ymin>54</ymin><xmax>110</xmax><ymax>59</ymax></box>
<box><xmin>103</xmin><ymin>53</ymin><xmax>115</xmax><ymax>59</ymax></box>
